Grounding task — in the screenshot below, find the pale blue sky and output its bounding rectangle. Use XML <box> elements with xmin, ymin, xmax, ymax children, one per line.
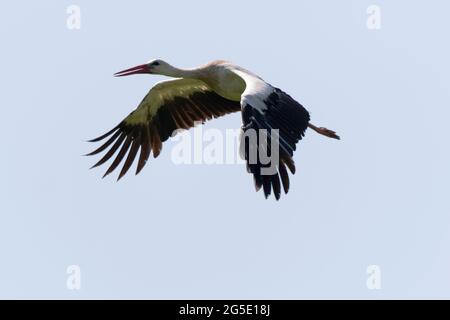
<box><xmin>1</xmin><ymin>1</ymin><xmax>449</xmax><ymax>299</ymax></box>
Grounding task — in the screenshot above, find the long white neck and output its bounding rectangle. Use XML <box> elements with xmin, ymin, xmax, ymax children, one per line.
<box><xmin>158</xmin><ymin>63</ymin><xmax>201</xmax><ymax>79</ymax></box>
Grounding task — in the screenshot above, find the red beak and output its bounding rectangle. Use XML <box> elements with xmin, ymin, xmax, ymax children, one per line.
<box><xmin>114</xmin><ymin>64</ymin><xmax>150</xmax><ymax>77</ymax></box>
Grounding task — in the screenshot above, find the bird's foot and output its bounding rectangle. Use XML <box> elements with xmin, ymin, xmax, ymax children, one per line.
<box><xmin>309</xmin><ymin>124</ymin><xmax>340</xmax><ymax>140</ymax></box>
<box><xmin>317</xmin><ymin>127</ymin><xmax>340</xmax><ymax>140</ymax></box>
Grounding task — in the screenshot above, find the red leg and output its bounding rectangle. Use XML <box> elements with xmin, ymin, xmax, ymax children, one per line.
<box><xmin>308</xmin><ymin>123</ymin><xmax>340</xmax><ymax>140</ymax></box>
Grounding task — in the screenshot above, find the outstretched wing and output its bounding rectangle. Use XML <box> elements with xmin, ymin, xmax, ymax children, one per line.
<box><xmin>87</xmin><ymin>78</ymin><xmax>241</xmax><ymax>180</ymax></box>
<box><xmin>233</xmin><ymin>69</ymin><xmax>310</xmax><ymax>200</ymax></box>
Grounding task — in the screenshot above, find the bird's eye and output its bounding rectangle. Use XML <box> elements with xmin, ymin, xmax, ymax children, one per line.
<box><xmin>152</xmin><ymin>61</ymin><xmax>160</xmax><ymax>66</ymax></box>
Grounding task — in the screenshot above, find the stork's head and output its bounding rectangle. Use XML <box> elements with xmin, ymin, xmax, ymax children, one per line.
<box><xmin>114</xmin><ymin>59</ymin><xmax>171</xmax><ymax>77</ymax></box>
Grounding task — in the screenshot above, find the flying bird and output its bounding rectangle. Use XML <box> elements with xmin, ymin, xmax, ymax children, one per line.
<box><xmin>87</xmin><ymin>60</ymin><xmax>339</xmax><ymax>200</ymax></box>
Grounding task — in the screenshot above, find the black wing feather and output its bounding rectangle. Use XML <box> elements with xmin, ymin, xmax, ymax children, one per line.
<box><xmin>87</xmin><ymin>90</ymin><xmax>241</xmax><ymax>179</ymax></box>
<box><xmin>241</xmin><ymin>88</ymin><xmax>310</xmax><ymax>200</ymax></box>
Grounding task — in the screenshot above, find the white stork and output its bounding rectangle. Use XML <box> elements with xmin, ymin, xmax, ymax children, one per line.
<box><xmin>87</xmin><ymin>60</ymin><xmax>339</xmax><ymax>200</ymax></box>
